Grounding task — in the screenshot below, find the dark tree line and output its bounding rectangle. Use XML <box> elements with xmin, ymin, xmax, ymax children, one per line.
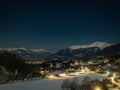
<box><xmin>0</xmin><ymin>51</ymin><xmax>38</xmax><ymax>80</ymax></box>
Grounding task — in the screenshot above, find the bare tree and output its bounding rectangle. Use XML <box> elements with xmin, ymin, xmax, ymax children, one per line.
<box><xmin>61</xmin><ymin>77</ymin><xmax>108</xmax><ymax>90</ymax></box>
<box><xmin>70</xmin><ymin>77</ymin><xmax>79</xmax><ymax>90</ymax></box>
<box><xmin>61</xmin><ymin>79</ymin><xmax>71</xmax><ymax>90</ymax></box>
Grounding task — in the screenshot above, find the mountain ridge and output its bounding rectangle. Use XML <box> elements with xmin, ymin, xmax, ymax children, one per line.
<box><xmin>0</xmin><ymin>42</ymin><xmax>119</xmax><ymax>61</ymax></box>
<box><xmin>46</xmin><ymin>42</ymin><xmax>120</xmax><ymax>61</ymax></box>
<box><xmin>0</xmin><ymin>47</ymin><xmax>52</xmax><ymax>61</ymax></box>
<box><xmin>0</xmin><ymin>47</ymin><xmax>49</xmax><ymax>53</ymax></box>
<box><xmin>69</xmin><ymin>42</ymin><xmax>111</xmax><ymax>50</ymax></box>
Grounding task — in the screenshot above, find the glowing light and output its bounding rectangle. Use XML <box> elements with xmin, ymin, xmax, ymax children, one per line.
<box><xmin>111</xmin><ymin>77</ymin><xmax>115</xmax><ymax>83</ymax></box>
<box><xmin>59</xmin><ymin>73</ymin><xmax>66</xmax><ymax>77</ymax></box>
<box><xmin>113</xmin><ymin>74</ymin><xmax>116</xmax><ymax>77</ymax></box>
<box><xmin>94</xmin><ymin>86</ymin><xmax>101</xmax><ymax>90</ymax></box>
<box><xmin>110</xmin><ymin>76</ymin><xmax>120</xmax><ymax>86</ymax></box>
<box><xmin>46</xmin><ymin>75</ymin><xmax>55</xmax><ymax>79</ymax></box>
<box><xmin>80</xmin><ymin>69</ymin><xmax>85</xmax><ymax>73</ymax></box>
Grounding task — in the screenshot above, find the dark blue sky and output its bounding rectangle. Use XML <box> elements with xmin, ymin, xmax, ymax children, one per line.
<box><xmin>0</xmin><ymin>0</ymin><xmax>120</xmax><ymax>51</ymax></box>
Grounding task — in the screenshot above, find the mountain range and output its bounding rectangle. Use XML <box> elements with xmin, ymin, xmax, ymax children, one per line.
<box><xmin>46</xmin><ymin>42</ymin><xmax>120</xmax><ymax>61</ymax></box>
<box><xmin>0</xmin><ymin>47</ymin><xmax>52</xmax><ymax>61</ymax></box>
<box><xmin>69</xmin><ymin>42</ymin><xmax>111</xmax><ymax>50</ymax></box>
<box><xmin>0</xmin><ymin>42</ymin><xmax>119</xmax><ymax>61</ymax></box>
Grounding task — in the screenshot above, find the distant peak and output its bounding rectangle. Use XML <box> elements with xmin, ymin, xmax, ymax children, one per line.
<box><xmin>90</xmin><ymin>42</ymin><xmax>111</xmax><ymax>49</ymax></box>
<box><xmin>91</xmin><ymin>41</ymin><xmax>109</xmax><ymax>45</ymax></box>
<box><xmin>69</xmin><ymin>41</ymin><xmax>111</xmax><ymax>50</ymax></box>
<box><xmin>29</xmin><ymin>48</ymin><xmax>48</xmax><ymax>53</ymax></box>
<box><xmin>19</xmin><ymin>47</ymin><xmax>27</xmax><ymax>50</ymax></box>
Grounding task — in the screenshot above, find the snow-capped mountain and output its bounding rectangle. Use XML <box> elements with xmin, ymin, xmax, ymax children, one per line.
<box><xmin>46</xmin><ymin>47</ymin><xmax>100</xmax><ymax>61</ymax></box>
<box><xmin>0</xmin><ymin>47</ymin><xmax>52</xmax><ymax>61</ymax></box>
<box><xmin>0</xmin><ymin>42</ymin><xmax>118</xmax><ymax>61</ymax></box>
<box><xmin>69</xmin><ymin>42</ymin><xmax>111</xmax><ymax>50</ymax></box>
<box><xmin>0</xmin><ymin>47</ymin><xmax>48</xmax><ymax>53</ymax></box>
<box><xmin>46</xmin><ymin>42</ymin><xmax>113</xmax><ymax>61</ymax></box>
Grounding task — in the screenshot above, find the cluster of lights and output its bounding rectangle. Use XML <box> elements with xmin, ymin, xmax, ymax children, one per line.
<box><xmin>59</xmin><ymin>73</ymin><xmax>66</xmax><ymax>77</ymax></box>
<box><xmin>94</xmin><ymin>86</ymin><xmax>101</xmax><ymax>90</ymax></box>
<box><xmin>46</xmin><ymin>75</ymin><xmax>55</xmax><ymax>79</ymax></box>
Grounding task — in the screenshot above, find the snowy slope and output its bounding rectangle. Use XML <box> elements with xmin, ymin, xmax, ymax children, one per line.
<box><xmin>0</xmin><ymin>72</ymin><xmax>110</xmax><ymax>90</ymax></box>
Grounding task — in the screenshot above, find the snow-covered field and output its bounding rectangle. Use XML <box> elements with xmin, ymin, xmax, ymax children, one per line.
<box><xmin>0</xmin><ymin>79</ymin><xmax>63</xmax><ymax>90</ymax></box>
<box><xmin>0</xmin><ymin>72</ymin><xmax>118</xmax><ymax>90</ymax></box>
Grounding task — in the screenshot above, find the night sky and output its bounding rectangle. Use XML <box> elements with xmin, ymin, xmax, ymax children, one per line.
<box><xmin>0</xmin><ymin>0</ymin><xmax>120</xmax><ymax>51</ymax></box>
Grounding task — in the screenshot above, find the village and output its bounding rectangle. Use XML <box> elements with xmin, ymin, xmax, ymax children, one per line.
<box><xmin>26</xmin><ymin>58</ymin><xmax>120</xmax><ymax>89</ymax></box>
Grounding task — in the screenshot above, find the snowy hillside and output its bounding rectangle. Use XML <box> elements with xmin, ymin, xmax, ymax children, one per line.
<box><xmin>0</xmin><ymin>72</ymin><xmax>118</xmax><ymax>90</ymax></box>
